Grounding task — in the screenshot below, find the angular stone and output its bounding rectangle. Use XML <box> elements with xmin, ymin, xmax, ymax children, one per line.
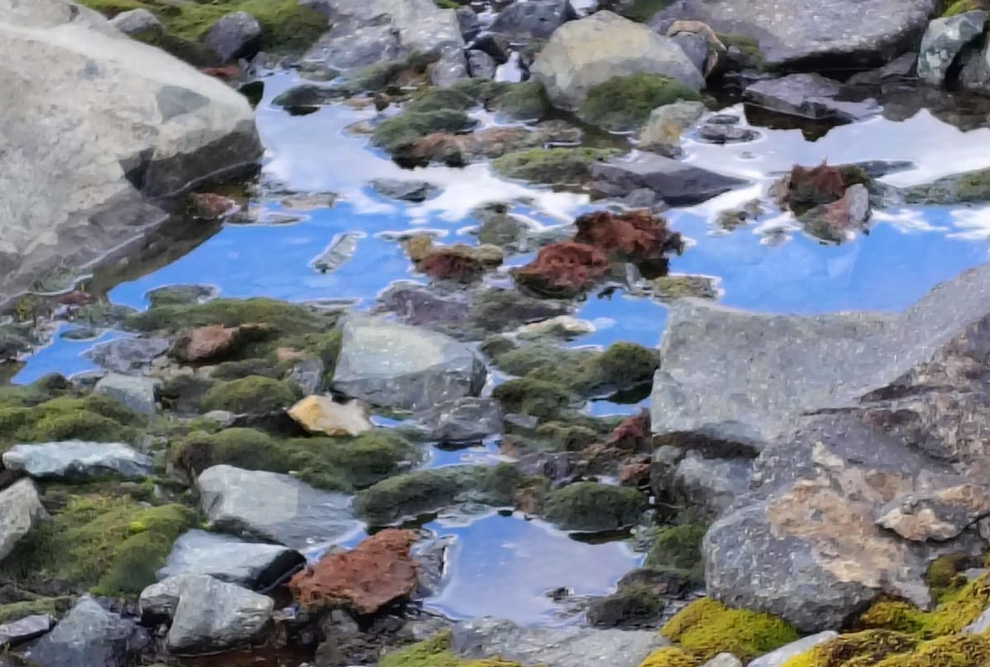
<box><xmin>414</xmin><ymin>397</ymin><xmax>503</xmax><ymax>443</ymax></box>
<box><xmin>744</xmin><ymin>74</ymin><xmax>880</xmax><ymax>122</ymax></box>
<box><xmin>204</xmin><ymin>11</ymin><xmax>262</xmax><ymax>63</ymax></box>
<box><xmin>286</xmin><ymin>357</ymin><xmax>326</xmax><ymax>395</ymax></box>
<box><xmin>85</xmin><ymin>337</ymin><xmax>169</xmax><ymax>373</ymax></box>
<box><xmin>3</xmin><ymin>441</ymin><xmax>152</xmax><ymax>481</ymax></box>
<box><xmin>26</xmin><ymin>596</ymin><xmax>143</xmax><ymax>667</ymax></box>
<box><xmin>467</xmin><ymin>50</ymin><xmax>497</xmax><ymax>79</ymax></box>
<box><xmin>95</xmin><ymin>372</ymin><xmax>158</xmax><ymax>416</ymax></box>
<box><xmin>591</xmin><ymin>153</ymin><xmax>747</xmax><ymax>206</ymax></box>
<box><xmin>158</xmin><ymin>529</ymin><xmax>306</xmax><ymax>590</ymax></box>
<box><xmin>490</xmin><ymin>0</ymin><xmax>577</xmax><ymax>41</ymax></box>
<box><xmin>197</xmin><ymin>465</ymin><xmax>360</xmax><ymax>549</ymax></box>
<box><xmin>917</xmin><ymin>11</ymin><xmax>987</xmax><ymax>85</ymax></box>
<box><xmin>638</xmin><ymin>100</ymin><xmax>706</xmax><ymax>155</ymax></box>
<box><xmin>747</xmin><ymin>632</ymin><xmax>837</xmax><ymax>667</ymax></box>
<box><xmin>109</xmin><ymin>8</ymin><xmax>162</xmax><ymax>36</ymax></box>
<box><xmin>371</xmin><ymin>178</ymin><xmax>438</xmax><ymax>202</ymax></box>
<box><xmin>651</xmin><ymin>449</ymin><xmax>752</xmax><ymax>519</ymax></box>
<box><xmin>287</xmin><ymin>395</ymin><xmax>373</xmax><ymax>437</ymax></box>
<box><xmin>332</xmin><ymin>318</ymin><xmax>487</xmax><ymax>411</ymax></box>
<box><xmin>166</xmin><ymin>575</ymin><xmax>273</xmax><ymax>654</ymax></box>
<box><xmin>0</xmin><ymin>614</ymin><xmax>53</xmax><ymax>648</ymax></box>
<box><xmin>457</xmin><ymin>7</ymin><xmax>481</xmax><ymax>41</ymax></box>
<box><xmin>876</xmin><ymin>483</ymin><xmax>990</xmax><ymax>542</ymax></box>
<box><xmin>431</xmin><ymin>46</ymin><xmax>469</xmax><ymax>87</ymax></box>
<box><xmin>531</xmin><ymin>11</ymin><xmax>704</xmax><ymax>112</ymax></box>
<box><xmin>450</xmin><ymin>617</ymin><xmax>667</xmax><ymax>667</ymax></box>
<box><xmin>652</xmin><ymin>0</ymin><xmax>940</xmax><ymax>68</ymax></box>
<box><xmin>0</xmin><ymin>480</ymin><xmax>47</xmax><ymax>562</ymax></box>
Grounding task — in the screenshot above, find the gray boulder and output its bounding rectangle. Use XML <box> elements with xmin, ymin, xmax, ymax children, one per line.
<box><xmin>748</xmin><ymin>632</ymin><xmax>837</xmax><ymax>667</ymax></box>
<box><xmin>84</xmin><ymin>337</ymin><xmax>170</xmax><ymax>373</ymax></box>
<box><xmin>2</xmin><ymin>441</ymin><xmax>152</xmax><ymax>481</ymax></box>
<box><xmin>530</xmin><ymin>11</ymin><xmax>704</xmax><ymax>112</ymax></box>
<box><xmin>196</xmin><ymin>465</ymin><xmax>361</xmax><ymax>549</ymax></box>
<box><xmin>917</xmin><ymin>11</ymin><xmax>987</xmax><ymax>85</ymax></box>
<box><xmin>743</xmin><ymin>74</ymin><xmax>880</xmax><ymax>121</ymax></box>
<box><xmin>468</xmin><ymin>49</ymin><xmax>498</xmax><ymax>79</ymax></box>
<box><xmin>0</xmin><ymin>0</ymin><xmax>261</xmax><ymax>310</ymax></box>
<box><xmin>95</xmin><ymin>372</ymin><xmax>158</xmax><ymax>416</ymax></box>
<box><xmin>332</xmin><ymin>317</ymin><xmax>487</xmax><ymax>411</ymax></box>
<box><xmin>457</xmin><ymin>7</ymin><xmax>482</xmax><ymax>41</ymax></box>
<box><xmin>204</xmin><ymin>11</ymin><xmax>262</xmax><ymax>63</ymax></box>
<box><xmin>109</xmin><ymin>8</ymin><xmax>162</xmax><ymax>36</ymax></box>
<box><xmin>431</xmin><ymin>46</ymin><xmax>470</xmax><ymax>87</ymax></box>
<box><xmin>0</xmin><ymin>480</ymin><xmax>47</xmax><ymax>562</ymax></box>
<box><xmin>450</xmin><ymin>617</ymin><xmax>667</xmax><ymax>667</ymax></box>
<box><xmin>158</xmin><ymin>529</ymin><xmax>305</xmax><ymax>590</ymax></box>
<box><xmin>0</xmin><ymin>614</ymin><xmax>53</xmax><ymax>648</ymax></box>
<box><xmin>414</xmin><ymin>397</ymin><xmax>503</xmax><ymax>443</ymax></box>
<box><xmin>652</xmin><ymin>0</ymin><xmax>940</xmax><ymax>68</ymax></box>
<box><xmin>26</xmin><ymin>596</ymin><xmax>144</xmax><ymax>667</ymax></box>
<box><xmin>489</xmin><ymin>0</ymin><xmax>577</xmax><ymax>41</ymax></box>
<box><xmin>590</xmin><ymin>153</ymin><xmax>747</xmax><ymax>206</ymax></box>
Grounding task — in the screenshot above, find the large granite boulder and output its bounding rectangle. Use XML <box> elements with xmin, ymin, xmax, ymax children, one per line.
<box><xmin>25</xmin><ymin>596</ymin><xmax>145</xmax><ymax>667</ymax></box>
<box><xmin>0</xmin><ymin>480</ymin><xmax>47</xmax><ymax>562</ymax></box>
<box><xmin>157</xmin><ymin>529</ymin><xmax>305</xmax><ymax>590</ymax></box>
<box><xmin>530</xmin><ymin>11</ymin><xmax>704</xmax><ymax>113</ymax></box>
<box><xmin>651</xmin><ymin>0</ymin><xmax>940</xmax><ymax>69</ymax></box>
<box><xmin>2</xmin><ymin>441</ymin><xmax>152</xmax><ymax>481</ymax></box>
<box><xmin>0</xmin><ymin>0</ymin><xmax>261</xmax><ymax>309</ymax></box>
<box><xmin>196</xmin><ymin>465</ymin><xmax>361</xmax><ymax>550</ymax></box>
<box><xmin>332</xmin><ymin>317</ymin><xmax>487</xmax><ymax>411</ymax></box>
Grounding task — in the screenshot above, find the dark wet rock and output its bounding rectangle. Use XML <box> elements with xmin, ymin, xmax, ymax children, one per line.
<box><xmin>697</xmin><ymin>124</ymin><xmax>759</xmax><ymax>144</ymax></box>
<box><xmin>141</xmin><ymin>574</ymin><xmax>273</xmax><ymax>654</ymax></box>
<box><xmin>197</xmin><ymin>465</ymin><xmax>360</xmax><ymax>549</ymax></box>
<box><xmin>371</xmin><ymin>178</ymin><xmax>438</xmax><ymax>202</ymax></box>
<box><xmin>917</xmin><ymin>11</ymin><xmax>987</xmax><ymax>85</ymax></box>
<box><xmin>586</xmin><ymin>586</ymin><xmax>664</xmax><ymax>628</ymax></box>
<box><xmin>414</xmin><ymin>397</ymin><xmax>503</xmax><ymax>443</ymax></box>
<box><xmin>958</xmin><ymin>37</ymin><xmax>990</xmax><ymax>94</ymax></box>
<box><xmin>0</xmin><ymin>614</ymin><xmax>53</xmax><ymax>648</ymax></box>
<box><xmin>846</xmin><ymin>51</ymin><xmax>918</xmax><ymax>86</ymax></box>
<box><xmin>743</xmin><ymin>74</ymin><xmax>880</xmax><ymax>121</ymax></box>
<box><xmin>0</xmin><ymin>480</ymin><xmax>46</xmax><ymax>562</ymax></box>
<box><xmin>94</xmin><ymin>373</ymin><xmax>158</xmax><ymax>417</ymax></box>
<box><xmin>531</xmin><ymin>11</ymin><xmax>704</xmax><ymax>113</ymax></box>
<box><xmin>652</xmin><ymin>0</ymin><xmax>939</xmax><ymax>69</ymax></box>
<box><xmin>467</xmin><ymin>50</ymin><xmax>497</xmax><ymax>79</ymax></box>
<box><xmin>332</xmin><ymin>317</ymin><xmax>486</xmax><ymax>411</ymax></box>
<box><xmin>800</xmin><ymin>183</ymin><xmax>871</xmax><ymax>243</ymax></box>
<box><xmin>513</xmin><ymin>242</ymin><xmax>610</xmax><ymax>299</ymax></box>
<box><xmin>430</xmin><ymin>46</ymin><xmax>470</xmax><ymax>87</ymax></box>
<box><xmin>26</xmin><ymin>596</ymin><xmax>144</xmax><ymax>667</ymax></box>
<box><xmin>2</xmin><ymin>442</ymin><xmax>152</xmax><ymax>481</ymax></box>
<box><xmin>272</xmin><ymin>84</ymin><xmax>348</xmax><ymax>112</ymax></box>
<box><xmin>472</xmin><ymin>33</ymin><xmax>513</xmax><ymax>65</ymax></box>
<box><xmin>449</xmin><ymin>617</ymin><xmax>667</xmax><ymax>666</ymax></box>
<box><xmin>590</xmin><ymin>154</ymin><xmax>748</xmax><ymax>206</ymax></box>
<box><xmin>412</xmin><ymin>536</ymin><xmax>453</xmax><ymax>598</ymax></box>
<box><xmin>541</xmin><ymin>481</ymin><xmax>646</xmax><ymax>532</ymax></box>
<box><xmin>457</xmin><ymin>7</ymin><xmax>482</xmax><ymax>41</ymax></box>
<box><xmin>147</xmin><ymin>284</ymin><xmax>217</xmax><ymax>308</ymax></box>
<box><xmin>85</xmin><ymin>337</ymin><xmax>169</xmax><ymax>374</ymax></box>
<box><xmin>617</xmin><ymin>568</ymin><xmax>693</xmax><ymax>597</ymax></box>
<box><xmin>876</xmin><ymin>483</ymin><xmax>990</xmax><ymax>542</ymax></box>
<box><xmin>158</xmin><ymin>529</ymin><xmax>305</xmax><ymax>590</ymax></box>
<box><xmin>110</xmin><ymin>8</ymin><xmax>163</xmax><ymax>36</ymax></box>
<box><xmin>0</xmin><ymin>0</ymin><xmax>261</xmax><ymax>310</ymax></box>
<box><xmin>651</xmin><ymin>448</ymin><xmax>752</xmax><ymax>519</ymax></box>
<box><xmin>289</xmin><ymin>529</ymin><xmax>418</xmax><ymax>614</ymax></box>
<box><xmin>638</xmin><ymin>100</ymin><xmax>705</xmax><ymax>155</ymax></box>
<box><xmin>490</xmin><ymin>0</ymin><xmax>578</xmax><ymax>41</ymax></box>
<box><xmin>901</xmin><ymin>166</ymin><xmax>990</xmax><ymax>204</ymax></box>
<box><xmin>205</xmin><ymin>11</ymin><xmax>262</xmax><ymax>63</ymax></box>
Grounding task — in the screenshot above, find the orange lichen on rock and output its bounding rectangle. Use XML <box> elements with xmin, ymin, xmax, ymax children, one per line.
<box><xmin>514</xmin><ymin>242</ymin><xmax>610</xmax><ymax>298</ymax></box>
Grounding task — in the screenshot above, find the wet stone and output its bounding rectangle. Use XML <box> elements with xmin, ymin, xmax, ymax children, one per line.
<box><xmin>0</xmin><ymin>480</ymin><xmax>47</xmax><ymax>562</ymax></box>
<box><xmin>84</xmin><ymin>337</ymin><xmax>170</xmax><ymax>373</ymax></box>
<box><xmin>467</xmin><ymin>49</ymin><xmax>497</xmax><ymax>79</ymax></box>
<box><xmin>0</xmin><ymin>614</ymin><xmax>53</xmax><ymax>648</ymax></box>
<box><xmin>591</xmin><ymin>154</ymin><xmax>748</xmax><ymax>206</ymax></box>
<box><xmin>917</xmin><ymin>11</ymin><xmax>987</xmax><ymax>85</ymax></box>
<box><xmin>95</xmin><ymin>373</ymin><xmax>158</xmax><ymax>416</ymax></box>
<box><xmin>697</xmin><ymin>124</ymin><xmax>759</xmax><ymax>144</ymax></box>
<box><xmin>26</xmin><ymin>596</ymin><xmax>145</xmax><ymax>667</ymax></box>
<box><xmin>2</xmin><ymin>442</ymin><xmax>152</xmax><ymax>481</ymax></box>
<box><xmin>414</xmin><ymin>397</ymin><xmax>503</xmax><ymax>443</ymax></box>
<box><xmin>204</xmin><ymin>11</ymin><xmax>262</xmax><ymax>63</ymax></box>
<box><xmin>158</xmin><ymin>529</ymin><xmax>306</xmax><ymax>590</ymax></box>
<box><xmin>371</xmin><ymin>178</ymin><xmax>438</xmax><ymax>202</ymax></box>
<box><xmin>744</xmin><ymin>74</ymin><xmax>880</xmax><ymax>121</ymax></box>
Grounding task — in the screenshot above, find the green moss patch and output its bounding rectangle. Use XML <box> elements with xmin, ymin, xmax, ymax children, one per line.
<box><xmin>857</xmin><ymin>572</ymin><xmax>990</xmax><ymax>639</ymax></box>
<box><xmin>372</xmin><ymin>110</ymin><xmax>478</xmax><ymax>155</ymax></box>
<box><xmin>644</xmin><ymin>524</ymin><xmax>706</xmax><ymax>585</ymax></box>
<box><xmin>200</xmin><ymin>376</ymin><xmax>301</xmax><ymax>414</ymax></box>
<box><xmin>127</xmin><ymin>297</ymin><xmax>331</xmax><ymax>335</ymax></box>
<box><xmin>0</xmin><ymin>394</ymin><xmax>143</xmax><ymax>448</ymax></box>
<box><xmin>380</xmin><ymin>633</ymin><xmax>526</xmax><ymax>667</ymax></box>
<box><xmin>492</xmin><ymin>377</ymin><xmax>580</xmax><ymax>421</ymax></box>
<box><xmin>541</xmin><ymin>481</ymin><xmax>646</xmax><ymax>532</ymax></box>
<box><xmin>0</xmin><ymin>597</ymin><xmax>73</xmax><ymax>624</ymax></box>
<box><xmin>493</xmin><ymin>147</ymin><xmax>621</xmax><ymax>185</ymax></box>
<box><xmin>579</xmin><ymin>74</ymin><xmax>701</xmax><ymax>132</ymax></box>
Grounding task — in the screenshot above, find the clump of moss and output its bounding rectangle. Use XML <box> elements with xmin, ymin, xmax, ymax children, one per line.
<box><xmin>0</xmin><ymin>393</ymin><xmax>143</xmax><ymax>447</ymax></box>
<box><xmin>534</xmin><ymin>422</ymin><xmax>601</xmax><ymax>451</ymax></box>
<box><xmin>488</xmin><ymin>81</ymin><xmax>549</xmax><ymax>121</ymax></box>
<box><xmin>718</xmin><ymin>33</ymin><xmax>764</xmax><ymax>70</ymax></box>
<box><xmin>200</xmin><ymin>376</ymin><xmax>300</xmax><ymax>414</ymax></box>
<box><xmin>0</xmin><ymin>374</ymin><xmax>69</xmax><ymax>408</ymax></box>
<box><xmin>857</xmin><ymin>572</ymin><xmax>990</xmax><ymax>639</ymax></box>
<box><xmin>126</xmin><ymin>297</ymin><xmax>329</xmax><ymax>335</ymax></box>
<box><xmin>942</xmin><ymin>0</ymin><xmax>983</xmax><ymax>16</ymax></box>
<box><xmin>406</xmin><ymin>87</ymin><xmax>480</xmax><ymax>114</ymax></box>
<box><xmin>644</xmin><ymin>524</ymin><xmax>706</xmax><ymax>585</ymax></box>
<box><xmin>928</xmin><ymin>555</ymin><xmax>970</xmax><ymax>605</ymax></box>
<box><xmin>379</xmin><ymin>633</ymin><xmax>526</xmax><ymax>667</ymax></box>
<box><xmin>541</xmin><ymin>481</ymin><xmax>646</xmax><ymax>532</ymax></box>
<box><xmin>779</xmin><ymin>630</ymin><xmax>918</xmax><ymax>667</ymax></box>
<box><xmin>0</xmin><ymin>494</ymin><xmax>197</xmax><ymax>596</ymax></box>
<box><xmin>492</xmin><ymin>148</ymin><xmax>621</xmax><ymax>185</ymax></box>
<box><xmin>587</xmin><ymin>585</ymin><xmax>665</xmax><ymax>628</ymax></box>
<box><xmin>492</xmin><ymin>377</ymin><xmax>579</xmax><ymax>421</ymax></box>
<box><xmin>210</xmin><ymin>358</ymin><xmax>283</xmax><ymax>381</ymax></box>
<box><xmin>579</xmin><ymin>74</ymin><xmax>701</xmax><ymax>132</ymax></box>
<box><xmin>372</xmin><ymin>110</ymin><xmax>478</xmax><ymax>155</ymax></box>
<box><xmin>637</xmin><ymin>647</ymin><xmax>700</xmax><ymax>667</ymax></box>
<box><xmin>661</xmin><ymin>597</ymin><xmax>800</xmax><ymax>663</ymax></box>
<box><xmin>0</xmin><ymin>597</ymin><xmax>73</xmax><ymax>624</ymax></box>
<box><xmin>874</xmin><ymin>633</ymin><xmax>990</xmax><ymax>667</ymax></box>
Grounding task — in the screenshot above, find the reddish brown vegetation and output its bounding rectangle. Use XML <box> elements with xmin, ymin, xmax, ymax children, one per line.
<box><xmin>605</xmin><ymin>412</ymin><xmax>651</xmax><ymax>450</ymax></box>
<box><xmin>574</xmin><ymin>210</ymin><xmax>684</xmax><ymax>269</ymax></box>
<box><xmin>514</xmin><ymin>242</ymin><xmax>610</xmax><ymax>298</ymax></box>
<box><xmin>618</xmin><ymin>461</ymin><xmax>652</xmax><ymax>487</ymax></box>
<box><xmin>190</xmin><ymin>192</ymin><xmax>238</xmax><ymax>221</ymax></box>
<box><xmin>289</xmin><ymin>529</ymin><xmax>419</xmax><ymax>615</ymax></box>
<box><xmin>419</xmin><ymin>250</ymin><xmax>487</xmax><ymax>283</ymax></box>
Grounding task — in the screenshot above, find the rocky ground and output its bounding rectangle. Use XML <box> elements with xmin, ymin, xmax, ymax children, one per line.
<box><xmin>6</xmin><ymin>0</ymin><xmax>990</xmax><ymax>665</ymax></box>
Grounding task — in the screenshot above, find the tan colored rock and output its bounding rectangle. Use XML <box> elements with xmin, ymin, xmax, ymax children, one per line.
<box><xmin>288</xmin><ymin>395</ymin><xmax>373</xmax><ymax>436</ymax></box>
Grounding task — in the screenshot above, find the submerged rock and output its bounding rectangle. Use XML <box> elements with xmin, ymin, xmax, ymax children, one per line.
<box><xmin>590</xmin><ymin>154</ymin><xmax>747</xmax><ymax>206</ymax></box>
<box><xmin>197</xmin><ymin>465</ymin><xmax>360</xmax><ymax>549</ymax></box>
<box><xmin>901</xmin><ymin>166</ymin><xmax>990</xmax><ymax>204</ymax></box>
<box><xmin>0</xmin><ymin>480</ymin><xmax>47</xmax><ymax>562</ymax></box>
<box><xmin>743</xmin><ymin>74</ymin><xmax>880</xmax><ymax>121</ymax></box>
<box><xmin>2</xmin><ymin>441</ymin><xmax>152</xmax><ymax>481</ymax></box>
<box><xmin>332</xmin><ymin>318</ymin><xmax>487</xmax><ymax>411</ymax></box>
<box><xmin>917</xmin><ymin>11</ymin><xmax>987</xmax><ymax>85</ymax></box>
<box><xmin>158</xmin><ymin>529</ymin><xmax>305</xmax><ymax>590</ymax></box>
<box><xmin>26</xmin><ymin>596</ymin><xmax>144</xmax><ymax>667</ymax></box>
<box><xmin>371</xmin><ymin>178</ymin><xmax>438</xmax><ymax>202</ymax></box>
<box><xmin>531</xmin><ymin>11</ymin><xmax>704</xmax><ymax>113</ymax></box>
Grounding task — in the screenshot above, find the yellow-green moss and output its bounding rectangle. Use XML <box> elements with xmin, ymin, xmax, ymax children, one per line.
<box><xmin>874</xmin><ymin>632</ymin><xmax>990</xmax><ymax>667</ymax></box>
<box><xmin>942</xmin><ymin>0</ymin><xmax>983</xmax><ymax>16</ymax></box>
<box><xmin>200</xmin><ymin>375</ymin><xmax>301</xmax><ymax>414</ymax></box>
<box><xmin>379</xmin><ymin>634</ymin><xmax>525</xmax><ymax>667</ymax></box>
<box><xmin>857</xmin><ymin>573</ymin><xmax>990</xmax><ymax>639</ymax></box>
<box><xmin>0</xmin><ymin>393</ymin><xmax>142</xmax><ymax>447</ymax></box>
<box><xmin>778</xmin><ymin>630</ymin><xmax>919</xmax><ymax>667</ymax></box>
<box><xmin>580</xmin><ymin>73</ymin><xmax>702</xmax><ymax>132</ymax></box>
<box><xmin>661</xmin><ymin>598</ymin><xmax>800</xmax><ymax>663</ymax></box>
<box><xmin>0</xmin><ymin>494</ymin><xmax>197</xmax><ymax>596</ymax></box>
<box><xmin>928</xmin><ymin>555</ymin><xmax>970</xmax><ymax>604</ymax></box>
<box><xmin>492</xmin><ymin>147</ymin><xmax>621</xmax><ymax>185</ymax></box>
<box><xmin>637</xmin><ymin>647</ymin><xmax>700</xmax><ymax>667</ymax></box>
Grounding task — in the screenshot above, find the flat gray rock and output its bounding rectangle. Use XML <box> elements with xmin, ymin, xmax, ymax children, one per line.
<box><xmin>26</xmin><ymin>596</ymin><xmax>143</xmax><ymax>667</ymax></box>
<box><xmin>531</xmin><ymin>11</ymin><xmax>704</xmax><ymax>112</ymax></box>
<box><xmin>0</xmin><ymin>479</ymin><xmax>47</xmax><ymax>562</ymax></box>
<box><xmin>332</xmin><ymin>317</ymin><xmax>487</xmax><ymax>411</ymax></box>
<box><xmin>95</xmin><ymin>372</ymin><xmax>158</xmax><ymax>416</ymax></box>
<box><xmin>85</xmin><ymin>337</ymin><xmax>170</xmax><ymax>373</ymax></box>
<box><xmin>196</xmin><ymin>465</ymin><xmax>361</xmax><ymax>550</ymax></box>
<box><xmin>590</xmin><ymin>154</ymin><xmax>748</xmax><ymax>206</ymax></box>
<box><xmin>748</xmin><ymin>632</ymin><xmax>837</xmax><ymax>667</ymax></box>
<box><xmin>744</xmin><ymin>74</ymin><xmax>880</xmax><ymax>122</ymax></box>
<box><xmin>450</xmin><ymin>617</ymin><xmax>667</xmax><ymax>667</ymax></box>
<box><xmin>0</xmin><ymin>614</ymin><xmax>53</xmax><ymax>647</ymax></box>
<box><xmin>652</xmin><ymin>0</ymin><xmax>940</xmax><ymax>68</ymax></box>
<box><xmin>917</xmin><ymin>11</ymin><xmax>987</xmax><ymax>85</ymax></box>
<box><xmin>2</xmin><ymin>441</ymin><xmax>152</xmax><ymax>481</ymax></box>
<box><xmin>158</xmin><ymin>529</ymin><xmax>305</xmax><ymax>590</ymax></box>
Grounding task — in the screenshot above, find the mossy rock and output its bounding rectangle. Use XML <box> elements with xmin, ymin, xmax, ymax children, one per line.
<box><xmin>0</xmin><ymin>393</ymin><xmax>143</xmax><ymax>447</ymax></box>
<box><xmin>0</xmin><ymin>374</ymin><xmax>69</xmax><ymax>409</ymax></box>
<box><xmin>874</xmin><ymin>632</ymin><xmax>990</xmax><ymax>667</ymax></box>
<box><xmin>380</xmin><ymin>633</ymin><xmax>525</xmax><ymax>667</ymax></box>
<box><xmin>488</xmin><ymin>81</ymin><xmax>550</xmax><ymax>121</ymax></box>
<box><xmin>579</xmin><ymin>73</ymin><xmax>701</xmax><ymax>132</ymax></box>
<box><xmin>200</xmin><ymin>376</ymin><xmax>301</xmax><ymax>414</ymax></box>
<box><xmin>718</xmin><ymin>33</ymin><xmax>765</xmax><ymax>70</ymax></box>
<box><xmin>534</xmin><ymin>422</ymin><xmax>601</xmax><ymax>451</ymax></box>
<box><xmin>372</xmin><ymin>110</ymin><xmax>478</xmax><ymax>155</ymax></box>
<box><xmin>778</xmin><ymin>630</ymin><xmax>920</xmax><ymax>667</ymax></box>
<box><xmin>158</xmin><ymin>374</ymin><xmax>217</xmax><ymax>414</ymax></box>
<box><xmin>210</xmin><ymin>358</ymin><xmax>284</xmax><ymax>382</ymax></box>
<box><xmin>407</xmin><ymin>86</ymin><xmax>480</xmax><ymax>114</ymax></box>
<box><xmin>857</xmin><ymin>572</ymin><xmax>990</xmax><ymax>639</ymax></box>
<box><xmin>541</xmin><ymin>481</ymin><xmax>646</xmax><ymax>532</ymax></box>
<box><xmin>492</xmin><ymin>147</ymin><xmax>621</xmax><ymax>185</ymax></box>
<box><xmin>126</xmin><ymin>297</ymin><xmax>330</xmax><ymax>336</ymax></box>
<box><xmin>927</xmin><ymin>555</ymin><xmax>971</xmax><ymax>605</ymax></box>
<box><xmin>0</xmin><ymin>494</ymin><xmax>198</xmax><ymax>596</ymax></box>
<box><xmin>492</xmin><ymin>377</ymin><xmax>580</xmax><ymax>421</ymax></box>
<box><xmin>943</xmin><ymin>0</ymin><xmax>984</xmax><ymax>16</ymax></box>
<box><xmin>587</xmin><ymin>585</ymin><xmax>665</xmax><ymax>628</ymax></box>
<box><xmin>643</xmin><ymin>524</ymin><xmax>706</xmax><ymax>585</ymax></box>
<box><xmin>637</xmin><ymin>647</ymin><xmax>700</xmax><ymax>667</ymax></box>
<box><xmin>661</xmin><ymin>597</ymin><xmax>800</xmax><ymax>663</ymax></box>
<box><xmin>0</xmin><ymin>597</ymin><xmax>74</xmax><ymax>624</ymax></box>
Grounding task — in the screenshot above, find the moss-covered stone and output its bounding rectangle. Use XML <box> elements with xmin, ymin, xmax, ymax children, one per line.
<box><xmin>127</xmin><ymin>298</ymin><xmax>330</xmax><ymax>336</ymax></box>
<box><xmin>380</xmin><ymin>633</ymin><xmax>526</xmax><ymax>667</ymax></box>
<box><xmin>928</xmin><ymin>555</ymin><xmax>970</xmax><ymax>605</ymax></box>
<box><xmin>587</xmin><ymin>585</ymin><xmax>665</xmax><ymax>628</ymax></box>
<box><xmin>874</xmin><ymin>633</ymin><xmax>990</xmax><ymax>667</ymax></box>
<box><xmin>200</xmin><ymin>376</ymin><xmax>301</xmax><ymax>414</ymax></box>
<box><xmin>372</xmin><ymin>110</ymin><xmax>478</xmax><ymax>155</ymax></box>
<box><xmin>488</xmin><ymin>81</ymin><xmax>550</xmax><ymax>121</ymax></box>
<box><xmin>534</xmin><ymin>422</ymin><xmax>601</xmax><ymax>451</ymax></box>
<box><xmin>718</xmin><ymin>33</ymin><xmax>765</xmax><ymax>70</ymax></box>
<box><xmin>159</xmin><ymin>374</ymin><xmax>217</xmax><ymax>414</ymax></box>
<box><xmin>541</xmin><ymin>481</ymin><xmax>646</xmax><ymax>532</ymax></box>
<box><xmin>644</xmin><ymin>524</ymin><xmax>706</xmax><ymax>585</ymax></box>
<box><xmin>0</xmin><ymin>494</ymin><xmax>197</xmax><ymax>596</ymax></box>
<box><xmin>579</xmin><ymin>74</ymin><xmax>701</xmax><ymax>132</ymax></box>
<box><xmin>0</xmin><ymin>597</ymin><xmax>73</xmax><ymax>624</ymax></box>
<box><xmin>637</xmin><ymin>647</ymin><xmax>700</xmax><ymax>667</ymax></box>
<box><xmin>0</xmin><ymin>393</ymin><xmax>143</xmax><ymax>447</ymax></box>
<box><xmin>491</xmin><ymin>377</ymin><xmax>579</xmax><ymax>421</ymax></box>
<box><xmin>778</xmin><ymin>630</ymin><xmax>920</xmax><ymax>667</ymax></box>
<box><xmin>857</xmin><ymin>572</ymin><xmax>990</xmax><ymax>639</ymax></box>
<box><xmin>492</xmin><ymin>147</ymin><xmax>621</xmax><ymax>185</ymax></box>
<box><xmin>661</xmin><ymin>598</ymin><xmax>800</xmax><ymax>663</ymax></box>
